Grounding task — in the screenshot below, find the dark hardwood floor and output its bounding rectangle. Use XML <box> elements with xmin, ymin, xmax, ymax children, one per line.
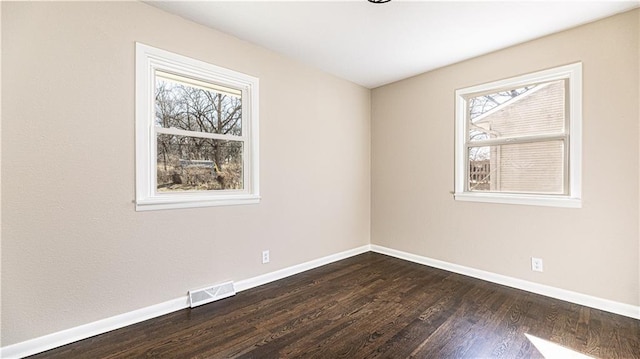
<box><xmin>29</xmin><ymin>252</ymin><xmax>639</xmax><ymax>358</ymax></box>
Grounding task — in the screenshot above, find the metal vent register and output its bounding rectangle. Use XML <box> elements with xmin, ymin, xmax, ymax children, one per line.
<box><xmin>188</xmin><ymin>281</ymin><xmax>236</xmax><ymax>308</ymax></box>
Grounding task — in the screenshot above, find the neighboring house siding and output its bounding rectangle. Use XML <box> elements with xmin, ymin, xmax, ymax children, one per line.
<box><xmin>495</xmin><ymin>141</ymin><xmax>564</xmax><ymax>193</ymax></box>
<box><xmin>475</xmin><ymin>81</ymin><xmax>565</xmax><ymax>193</ymax></box>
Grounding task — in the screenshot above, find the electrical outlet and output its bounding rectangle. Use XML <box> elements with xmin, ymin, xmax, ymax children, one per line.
<box><xmin>262</xmin><ymin>250</ymin><xmax>270</xmax><ymax>264</ymax></box>
<box><xmin>531</xmin><ymin>257</ymin><xmax>543</xmax><ymax>272</ymax></box>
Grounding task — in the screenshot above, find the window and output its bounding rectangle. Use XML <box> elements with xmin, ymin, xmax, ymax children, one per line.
<box><xmin>454</xmin><ymin>63</ymin><xmax>581</xmax><ymax>208</ymax></box>
<box><xmin>135</xmin><ymin>43</ymin><xmax>259</xmax><ymax>211</ymax></box>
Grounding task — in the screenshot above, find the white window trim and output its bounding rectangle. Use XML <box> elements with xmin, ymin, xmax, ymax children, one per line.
<box><xmin>135</xmin><ymin>43</ymin><xmax>260</xmax><ymax>211</ymax></box>
<box><xmin>454</xmin><ymin>63</ymin><xmax>582</xmax><ymax>208</ymax></box>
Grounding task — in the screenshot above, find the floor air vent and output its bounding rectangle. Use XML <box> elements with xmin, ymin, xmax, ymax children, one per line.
<box><xmin>188</xmin><ymin>281</ymin><xmax>236</xmax><ymax>308</ymax></box>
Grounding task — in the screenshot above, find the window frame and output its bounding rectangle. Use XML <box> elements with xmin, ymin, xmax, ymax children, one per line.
<box><xmin>135</xmin><ymin>42</ymin><xmax>260</xmax><ymax>211</ymax></box>
<box><xmin>454</xmin><ymin>63</ymin><xmax>582</xmax><ymax>208</ymax></box>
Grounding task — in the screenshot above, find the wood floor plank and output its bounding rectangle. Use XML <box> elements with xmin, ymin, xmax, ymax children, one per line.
<box><xmin>28</xmin><ymin>252</ymin><xmax>640</xmax><ymax>359</ymax></box>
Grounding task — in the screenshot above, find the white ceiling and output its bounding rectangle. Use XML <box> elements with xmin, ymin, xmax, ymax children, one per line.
<box><xmin>149</xmin><ymin>1</ymin><xmax>639</xmax><ymax>89</ymax></box>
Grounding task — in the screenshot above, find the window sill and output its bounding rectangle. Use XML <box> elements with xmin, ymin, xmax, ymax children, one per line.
<box><xmin>136</xmin><ymin>194</ymin><xmax>261</xmax><ymax>211</ymax></box>
<box><xmin>454</xmin><ymin>192</ymin><xmax>581</xmax><ymax>208</ymax></box>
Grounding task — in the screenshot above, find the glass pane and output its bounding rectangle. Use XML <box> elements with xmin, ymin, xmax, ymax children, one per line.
<box><xmin>154</xmin><ymin>74</ymin><xmax>242</xmax><ymax>136</ymax></box>
<box><xmin>469</xmin><ymin>80</ymin><xmax>565</xmax><ymax>142</ymax></box>
<box><xmin>468</xmin><ymin>141</ymin><xmax>565</xmax><ymax>194</ymax></box>
<box><xmin>157</xmin><ymin>134</ymin><xmax>243</xmax><ymax>192</ymax></box>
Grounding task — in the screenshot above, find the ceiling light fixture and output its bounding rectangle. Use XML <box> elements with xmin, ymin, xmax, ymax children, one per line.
<box><xmin>368</xmin><ymin>0</ymin><xmax>391</xmax><ymax>3</ymax></box>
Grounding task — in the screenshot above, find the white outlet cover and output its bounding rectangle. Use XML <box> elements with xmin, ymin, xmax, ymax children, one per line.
<box><xmin>531</xmin><ymin>257</ymin><xmax>544</xmax><ymax>272</ymax></box>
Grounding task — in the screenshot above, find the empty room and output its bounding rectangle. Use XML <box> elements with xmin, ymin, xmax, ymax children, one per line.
<box><xmin>1</xmin><ymin>1</ymin><xmax>639</xmax><ymax>358</ymax></box>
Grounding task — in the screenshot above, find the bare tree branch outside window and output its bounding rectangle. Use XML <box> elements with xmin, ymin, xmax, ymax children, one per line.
<box><xmin>155</xmin><ymin>77</ymin><xmax>243</xmax><ymax>192</ymax></box>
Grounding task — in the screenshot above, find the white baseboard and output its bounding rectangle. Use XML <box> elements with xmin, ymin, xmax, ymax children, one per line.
<box><xmin>234</xmin><ymin>245</ymin><xmax>371</xmax><ymax>292</ymax></box>
<box><xmin>371</xmin><ymin>244</ymin><xmax>640</xmax><ymax>320</ymax></box>
<box><xmin>0</xmin><ymin>297</ymin><xmax>189</xmax><ymax>359</ymax></box>
<box><xmin>0</xmin><ymin>245</ymin><xmax>371</xmax><ymax>359</ymax></box>
<box><xmin>4</xmin><ymin>243</ymin><xmax>636</xmax><ymax>358</ymax></box>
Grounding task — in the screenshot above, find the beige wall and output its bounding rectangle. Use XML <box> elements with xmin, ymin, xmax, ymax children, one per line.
<box><xmin>0</xmin><ymin>0</ymin><xmax>3</xmax><ymax>346</ymax></box>
<box><xmin>372</xmin><ymin>9</ymin><xmax>639</xmax><ymax>306</ymax></box>
<box><xmin>1</xmin><ymin>2</ymin><xmax>371</xmax><ymax>346</ymax></box>
<box><xmin>2</xmin><ymin>0</ymin><xmax>639</xmax><ymax>350</ymax></box>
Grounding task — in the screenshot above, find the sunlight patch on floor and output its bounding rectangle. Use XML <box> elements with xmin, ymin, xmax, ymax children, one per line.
<box><xmin>525</xmin><ymin>333</ymin><xmax>594</xmax><ymax>359</ymax></box>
